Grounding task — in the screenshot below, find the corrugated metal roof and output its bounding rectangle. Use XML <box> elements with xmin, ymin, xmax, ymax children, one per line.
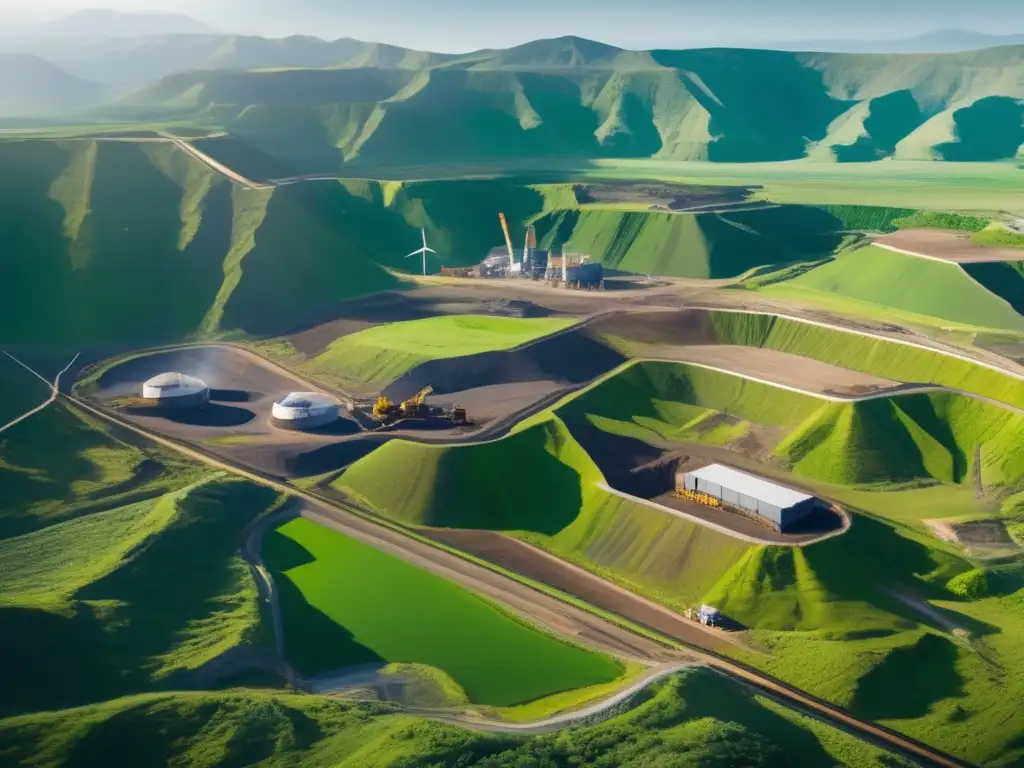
<box><xmin>683</xmin><ymin>464</ymin><xmax>813</xmax><ymax>509</ymax></box>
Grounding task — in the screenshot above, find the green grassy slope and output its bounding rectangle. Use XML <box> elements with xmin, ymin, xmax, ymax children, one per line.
<box><xmin>0</xmin><ymin>397</ymin><xmax>204</xmax><ymax>540</ymax></box>
<box><xmin>706</xmin><ymin>310</ymin><xmax>1024</xmax><ymax>410</ymax></box>
<box><xmin>552</xmin><ymin>360</ymin><xmax>1024</xmax><ymax>489</ymax></box>
<box><xmin>338</xmin><ymin>358</ymin><xmax>1024</xmax><ymax>762</ymax></box>
<box><xmin>778</xmin><ymin>393</ymin><xmax>1024</xmax><ymax>487</ymax></box>
<box><xmin>0</xmin><ymin>139</ymin><xmax>400</xmax><ymax>346</ymax></box>
<box><xmin>339</xmin><ymin>416</ymin><xmax>599</xmax><ymax>533</ymax></box>
<box><xmin>265</xmin><ymin>516</ymin><xmax>622</xmax><ymax>705</ymax></box>
<box><xmin>533</xmin><ymin>205</ymin><xmax>846</xmax><ymax>278</ymax></box>
<box><xmin>0</xmin><ymin>476</ymin><xmax>282</xmax><ymax>716</ymax></box>
<box><xmin>963</xmin><ymin>259</ymin><xmax>1024</xmax><ymax>316</ymax></box>
<box><xmin>760</xmin><ymin>245</ymin><xmax>1024</xmax><ymax>331</ymax></box>
<box><xmin>304</xmin><ymin>315</ymin><xmax>577</xmax><ymax>391</ymax></box>
<box><xmin>0</xmin><ymin>668</ymin><xmax>906</xmax><ymax>768</ymax></box>
<box><xmin>115</xmin><ymin>41</ymin><xmax>1024</xmax><ymax>170</ymax></box>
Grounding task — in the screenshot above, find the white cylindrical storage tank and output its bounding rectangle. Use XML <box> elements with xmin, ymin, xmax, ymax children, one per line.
<box><xmin>271</xmin><ymin>392</ymin><xmax>341</xmax><ymax>430</ymax></box>
<box><xmin>142</xmin><ymin>372</ymin><xmax>210</xmax><ymax>409</ymax></box>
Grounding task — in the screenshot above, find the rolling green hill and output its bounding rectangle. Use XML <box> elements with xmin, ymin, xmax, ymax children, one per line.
<box><xmin>0</xmin><ymin>54</ymin><xmax>108</xmax><ymax>116</ymax></box>
<box><xmin>338</xmin><ymin>359</ymin><xmax>1024</xmax><ymax>764</ymax></box>
<box><xmin>339</xmin><ymin>416</ymin><xmax>600</xmax><ymax>534</ymax></box>
<box><xmin>0</xmin><ymin>668</ymin><xmax>905</xmax><ymax>768</ymax></box>
<box><xmin>759</xmin><ymin>245</ymin><xmax>1024</xmax><ymax>332</ymax></box>
<box><xmin>0</xmin><ymin>139</ymin><xmax>402</xmax><ymax>346</ymax></box>
<box><xmin>534</xmin><ymin>204</ymin><xmax>847</xmax><ymax>278</ymax></box>
<box><xmin>0</xmin><ymin>393</ymin><xmax>205</xmax><ymax>540</ymax></box>
<box><xmin>0</xmin><ymin>476</ymin><xmax>281</xmax><ymax>715</ymax></box>
<box><xmin>701</xmin><ymin>310</ymin><xmax>1024</xmax><ymax>410</ymax></box>
<box><xmin>111</xmin><ymin>40</ymin><xmax>1024</xmax><ymax>171</ymax></box>
<box><xmin>302</xmin><ymin>315</ymin><xmax>577</xmax><ymax>391</ymax></box>
<box><xmin>556</xmin><ymin>360</ymin><xmax>1024</xmax><ymax>489</ymax></box>
<box><xmin>963</xmin><ymin>259</ymin><xmax>1024</xmax><ymax>316</ymax></box>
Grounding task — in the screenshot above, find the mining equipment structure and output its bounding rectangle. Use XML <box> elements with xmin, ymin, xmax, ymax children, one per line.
<box><xmin>371</xmin><ymin>386</ymin><xmax>471</xmax><ymax>427</ymax></box>
<box><xmin>141</xmin><ymin>372</ymin><xmax>210</xmax><ymax>409</ymax></box>
<box><xmin>271</xmin><ymin>391</ymin><xmax>342</xmax><ymax>430</ymax></box>
<box><xmin>545</xmin><ymin>252</ymin><xmax>604</xmax><ymax>290</ymax></box>
<box><xmin>677</xmin><ymin>463</ymin><xmax>820</xmax><ymax>532</ymax></box>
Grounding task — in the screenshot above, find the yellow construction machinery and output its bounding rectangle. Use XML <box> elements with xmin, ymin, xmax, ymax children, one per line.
<box><xmin>372</xmin><ymin>394</ymin><xmax>398</xmax><ymax>422</ymax></box>
<box><xmin>400</xmin><ymin>386</ymin><xmax>433</xmax><ymax>418</ymax></box>
<box><xmin>370</xmin><ymin>386</ymin><xmax>471</xmax><ymax>427</ymax></box>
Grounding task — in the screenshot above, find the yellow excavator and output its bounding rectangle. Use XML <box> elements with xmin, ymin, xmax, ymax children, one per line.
<box><xmin>400</xmin><ymin>386</ymin><xmax>433</xmax><ymax>418</ymax></box>
<box><xmin>371</xmin><ymin>386</ymin><xmax>434</xmax><ymax>423</ymax></box>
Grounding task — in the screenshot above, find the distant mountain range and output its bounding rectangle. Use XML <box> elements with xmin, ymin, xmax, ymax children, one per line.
<box><xmin>117</xmin><ymin>38</ymin><xmax>1023</xmax><ymax>168</ymax></box>
<box><xmin>1</xmin><ymin>30</ymin><xmax>1022</xmax><ymax>168</ymax></box>
<box><xmin>741</xmin><ymin>29</ymin><xmax>1024</xmax><ymax>54</ymax></box>
<box><xmin>0</xmin><ymin>54</ymin><xmax>108</xmax><ymax>116</ymax></box>
<box><xmin>14</xmin><ymin>9</ymin><xmax>217</xmax><ymax>39</ymax></box>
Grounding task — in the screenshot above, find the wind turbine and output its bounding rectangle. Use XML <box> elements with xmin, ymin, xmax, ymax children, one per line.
<box><xmin>405</xmin><ymin>228</ymin><xmax>436</xmax><ymax>276</ymax></box>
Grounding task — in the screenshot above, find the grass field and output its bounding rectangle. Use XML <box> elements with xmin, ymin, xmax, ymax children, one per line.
<box><xmin>0</xmin><ymin>667</ymin><xmax>907</xmax><ymax>768</ymax></box>
<box><xmin>0</xmin><ymin>477</ymin><xmax>282</xmax><ymax>716</ymax></box>
<box><xmin>264</xmin><ymin>517</ymin><xmax>623</xmax><ymax>705</ymax></box>
<box><xmin>760</xmin><ymin>244</ymin><xmax>1024</xmax><ymax>333</ymax></box>
<box><xmin>301</xmin><ymin>314</ymin><xmax>577</xmax><ymax>390</ymax></box>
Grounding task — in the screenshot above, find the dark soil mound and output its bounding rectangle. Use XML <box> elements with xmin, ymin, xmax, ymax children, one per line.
<box><xmin>385</xmin><ymin>330</ymin><xmax>626</xmax><ymax>401</ymax></box>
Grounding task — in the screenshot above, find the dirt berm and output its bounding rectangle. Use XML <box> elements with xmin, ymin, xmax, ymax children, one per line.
<box><xmin>383</xmin><ymin>329</ymin><xmax>627</xmax><ymax>402</ymax></box>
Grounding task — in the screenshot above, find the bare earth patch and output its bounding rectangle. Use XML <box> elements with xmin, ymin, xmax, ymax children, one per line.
<box><xmin>630</xmin><ymin>344</ymin><xmax>904</xmax><ymax>398</ymax></box>
<box><xmin>875</xmin><ymin>229</ymin><xmax>1024</xmax><ymax>263</ymax></box>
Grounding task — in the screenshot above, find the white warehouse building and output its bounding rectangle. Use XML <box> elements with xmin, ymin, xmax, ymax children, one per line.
<box><xmin>678</xmin><ymin>463</ymin><xmax>820</xmax><ymax>532</ymax></box>
<box><xmin>271</xmin><ymin>392</ymin><xmax>341</xmax><ymax>430</ymax></box>
<box><xmin>141</xmin><ymin>372</ymin><xmax>210</xmax><ymax>409</ymax></box>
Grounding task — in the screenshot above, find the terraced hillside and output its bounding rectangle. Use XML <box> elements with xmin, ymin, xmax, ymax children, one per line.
<box><xmin>0</xmin><ymin>343</ymin><xmax>925</xmax><ymax>767</ymax></box>
<box><xmin>337</xmin><ymin>359</ymin><xmax>1024</xmax><ymax>765</ymax></box>
<box><xmin>596</xmin><ymin>308</ymin><xmax>1024</xmax><ymax>410</ymax></box>
<box><xmin>117</xmin><ymin>40</ymin><xmax>1024</xmax><ymax>171</ymax></box>
<box><xmin>0</xmin><ymin>140</ymin><xmax>402</xmax><ymax>346</ymax></box>
<box><xmin>758</xmin><ymin>244</ymin><xmax>1024</xmax><ymax>332</ymax></box>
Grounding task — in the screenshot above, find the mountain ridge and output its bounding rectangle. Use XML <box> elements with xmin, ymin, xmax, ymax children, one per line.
<box><xmin>111</xmin><ymin>40</ymin><xmax>1024</xmax><ymax>168</ymax></box>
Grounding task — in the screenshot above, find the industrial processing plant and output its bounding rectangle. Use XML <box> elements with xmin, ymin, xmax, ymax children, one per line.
<box><xmin>271</xmin><ymin>392</ymin><xmax>342</xmax><ymax>430</ymax></box>
<box><xmin>141</xmin><ymin>372</ymin><xmax>210</xmax><ymax>409</ymax></box>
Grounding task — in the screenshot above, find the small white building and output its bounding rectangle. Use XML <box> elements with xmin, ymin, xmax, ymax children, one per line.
<box><xmin>142</xmin><ymin>372</ymin><xmax>210</xmax><ymax>409</ymax></box>
<box><xmin>271</xmin><ymin>392</ymin><xmax>341</xmax><ymax>430</ymax></box>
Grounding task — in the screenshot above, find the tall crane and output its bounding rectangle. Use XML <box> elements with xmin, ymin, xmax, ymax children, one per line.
<box><xmin>498</xmin><ymin>212</ymin><xmax>515</xmax><ymax>272</ymax></box>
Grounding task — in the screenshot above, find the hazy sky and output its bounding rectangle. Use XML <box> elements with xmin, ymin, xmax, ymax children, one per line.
<box><xmin>7</xmin><ymin>0</ymin><xmax>1024</xmax><ymax>50</ymax></box>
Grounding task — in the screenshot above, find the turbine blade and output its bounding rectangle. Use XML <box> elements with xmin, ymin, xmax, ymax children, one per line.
<box><xmin>424</xmin><ymin>247</ymin><xmax>437</xmax><ymax>254</ymax></box>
